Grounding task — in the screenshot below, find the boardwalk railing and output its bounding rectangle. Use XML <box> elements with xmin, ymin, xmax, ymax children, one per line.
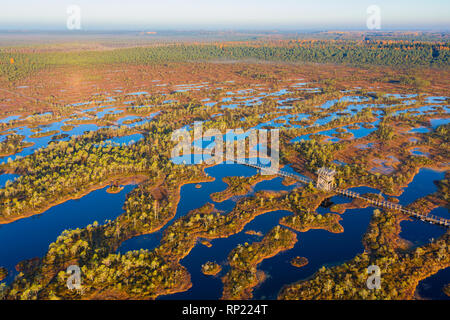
<box><xmin>235</xmin><ymin>160</ymin><xmax>450</xmax><ymax>228</ymax></box>
<box><xmin>335</xmin><ymin>188</ymin><xmax>449</xmax><ymax>227</ymax></box>
<box><xmin>235</xmin><ymin>159</ymin><xmax>313</xmax><ymax>184</ymax></box>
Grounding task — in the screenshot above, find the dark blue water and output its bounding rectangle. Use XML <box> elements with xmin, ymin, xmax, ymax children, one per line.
<box><xmin>118</xmin><ymin>164</ymin><xmax>258</xmax><ymax>253</ymax></box>
<box><xmin>159</xmin><ymin>186</ymin><xmax>371</xmax><ymax>300</ymax></box>
<box><xmin>396</xmin><ymin>168</ymin><xmax>447</xmax><ymax>246</ymax></box>
<box><xmin>430</xmin><ymin>118</ymin><xmax>450</xmax><ymax>128</ymax></box>
<box><xmin>0</xmin><ymin>159</ymin><xmax>447</xmax><ymax>299</ymax></box>
<box><xmin>0</xmin><ymin>108</ymin><xmax>158</xmax><ymax>164</ymax></box>
<box><xmin>410</xmin><ymin>148</ymin><xmax>429</xmax><ymax>157</ymax></box>
<box><xmin>0</xmin><ymin>116</ymin><xmax>21</xmax><ymax>124</ymax></box>
<box><xmin>0</xmin><ymin>185</ymin><xmax>135</xmax><ymax>283</ymax></box>
<box><xmin>120</xmin><ymin>164</ymin><xmax>450</xmax><ymax>300</ymax></box>
<box><xmin>103</xmin><ymin>133</ymin><xmax>144</xmax><ymax>146</ymax></box>
<box><xmin>0</xmin><ymin>123</ymin><xmax>100</xmax><ymax>164</ymax></box>
<box><xmin>0</xmin><ymin>173</ymin><xmax>19</xmax><ymax>188</ymax></box>
<box><xmin>397</xmin><ymin>168</ymin><xmax>444</xmax><ymax>205</ymax></box>
<box><xmin>118</xmin><ymin>163</ymin><xmax>300</xmax><ymax>255</ymax></box>
<box><xmin>161</xmin><ymin>209</ymin><xmax>293</xmax><ymax>300</ymax></box>
<box><xmin>396</xmin><ymin>168</ymin><xmax>449</xmax><ymax>300</ymax></box>
<box><xmin>416</xmin><ymin>268</ymin><xmax>450</xmax><ymax>300</ymax></box>
<box><xmin>399</xmin><ymin>207</ymin><xmax>448</xmax><ymax>247</ymax></box>
<box><xmin>408</xmin><ymin>127</ymin><xmax>430</xmax><ymax>133</ymax></box>
<box><xmin>348</xmin><ymin>186</ymin><xmax>389</xmax><ymax>198</ymax></box>
<box><xmin>0</xmin><ymin>100</ymin><xmax>448</xmax><ymax>299</ymax></box>
<box><xmin>96</xmin><ymin>107</ymin><xmax>123</xmax><ymax>118</ymax></box>
<box><xmin>253</xmin><ymin>204</ymin><xmax>373</xmax><ymax>299</ymax></box>
<box><xmin>290</xmin><ymin>120</ymin><xmax>380</xmax><ymax>143</ymax></box>
<box><xmin>252</xmin><ymin>168</ymin><xmax>449</xmax><ymax>299</ymax></box>
<box><xmin>156</xmin><ymin>167</ymin><xmax>357</xmax><ymax>299</ymax></box>
<box><xmin>399</xmin><ymin>161</ymin><xmax>448</xmax><ymax>245</ymax></box>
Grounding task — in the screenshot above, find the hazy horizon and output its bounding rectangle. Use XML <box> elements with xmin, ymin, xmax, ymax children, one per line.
<box><xmin>1</xmin><ymin>0</ymin><xmax>449</xmax><ymax>31</ymax></box>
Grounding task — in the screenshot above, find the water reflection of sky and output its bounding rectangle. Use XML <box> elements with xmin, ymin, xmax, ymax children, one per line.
<box><xmin>0</xmin><ymin>90</ymin><xmax>449</xmax><ymax>299</ymax></box>
<box><xmin>0</xmin><ymin>185</ymin><xmax>136</xmax><ymax>284</ymax></box>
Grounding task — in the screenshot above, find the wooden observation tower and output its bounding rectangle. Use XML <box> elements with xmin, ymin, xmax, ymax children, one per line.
<box><xmin>316</xmin><ymin>167</ymin><xmax>336</xmax><ymax>191</ymax></box>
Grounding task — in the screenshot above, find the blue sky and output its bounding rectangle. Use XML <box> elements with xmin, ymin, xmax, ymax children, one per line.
<box><xmin>1</xmin><ymin>0</ymin><xmax>449</xmax><ymax>30</ymax></box>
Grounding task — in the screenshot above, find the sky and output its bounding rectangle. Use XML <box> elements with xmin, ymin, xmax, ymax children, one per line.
<box><xmin>0</xmin><ymin>0</ymin><xmax>449</xmax><ymax>31</ymax></box>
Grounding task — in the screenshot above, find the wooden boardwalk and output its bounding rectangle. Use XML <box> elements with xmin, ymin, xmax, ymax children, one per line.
<box><xmin>235</xmin><ymin>160</ymin><xmax>450</xmax><ymax>228</ymax></box>
<box><xmin>335</xmin><ymin>188</ymin><xmax>450</xmax><ymax>227</ymax></box>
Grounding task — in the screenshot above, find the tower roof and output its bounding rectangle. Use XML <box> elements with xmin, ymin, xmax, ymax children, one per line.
<box><xmin>317</xmin><ymin>167</ymin><xmax>336</xmax><ymax>176</ymax></box>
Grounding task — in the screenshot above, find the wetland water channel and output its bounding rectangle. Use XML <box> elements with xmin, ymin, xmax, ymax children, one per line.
<box><xmin>0</xmin><ymin>93</ymin><xmax>449</xmax><ymax>299</ymax></box>
<box><xmin>0</xmin><ymin>163</ymin><xmax>447</xmax><ymax>299</ymax></box>
<box><xmin>0</xmin><ymin>185</ymin><xmax>136</xmax><ymax>284</ymax></box>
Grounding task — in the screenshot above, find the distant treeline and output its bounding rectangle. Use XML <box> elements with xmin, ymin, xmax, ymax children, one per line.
<box><xmin>1</xmin><ymin>40</ymin><xmax>448</xmax><ymax>81</ymax></box>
